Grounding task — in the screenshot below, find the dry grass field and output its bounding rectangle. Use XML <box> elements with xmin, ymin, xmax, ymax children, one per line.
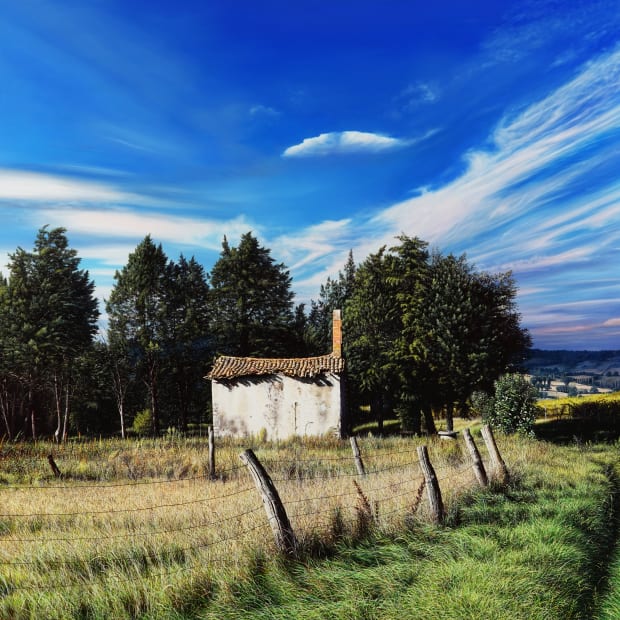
<box><xmin>0</xmin><ymin>430</ymin><xmax>491</xmax><ymax>618</ymax></box>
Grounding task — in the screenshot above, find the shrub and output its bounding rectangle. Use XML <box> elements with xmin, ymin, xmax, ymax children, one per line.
<box><xmin>486</xmin><ymin>373</ymin><xmax>538</xmax><ymax>435</ymax></box>
<box><xmin>132</xmin><ymin>409</ymin><xmax>152</xmax><ymax>436</ymax></box>
<box><xmin>470</xmin><ymin>390</ymin><xmax>495</xmax><ymax>420</ymax></box>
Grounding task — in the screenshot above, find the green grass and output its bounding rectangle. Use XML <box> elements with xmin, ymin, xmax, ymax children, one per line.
<box><xmin>2</xmin><ymin>432</ymin><xmax>620</xmax><ymax>618</ymax></box>
<box><xmin>195</xmin><ymin>440</ymin><xmax>620</xmax><ymax>620</ymax></box>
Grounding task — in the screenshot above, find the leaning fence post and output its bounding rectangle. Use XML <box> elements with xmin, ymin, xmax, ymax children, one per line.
<box><xmin>462</xmin><ymin>428</ymin><xmax>488</xmax><ymax>488</ymax></box>
<box><xmin>480</xmin><ymin>424</ymin><xmax>509</xmax><ymax>484</ymax></box>
<box><xmin>208</xmin><ymin>425</ymin><xmax>216</xmax><ymax>479</ymax></box>
<box><xmin>350</xmin><ymin>436</ymin><xmax>366</xmax><ymax>476</ymax></box>
<box><xmin>239</xmin><ymin>449</ymin><xmax>297</xmax><ymax>556</ymax></box>
<box><xmin>416</xmin><ymin>445</ymin><xmax>444</xmax><ymax>524</ymax></box>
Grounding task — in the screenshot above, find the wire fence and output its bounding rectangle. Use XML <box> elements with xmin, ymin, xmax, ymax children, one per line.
<box><xmin>0</xmin><ymin>426</ymin><xmax>505</xmax><ymax>597</ymax></box>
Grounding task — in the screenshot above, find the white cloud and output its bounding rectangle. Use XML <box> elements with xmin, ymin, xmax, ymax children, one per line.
<box><xmin>250</xmin><ymin>104</ymin><xmax>279</xmax><ymax>117</ymax></box>
<box><xmin>399</xmin><ymin>81</ymin><xmax>440</xmax><ymax>109</ymax></box>
<box><xmin>603</xmin><ymin>318</ymin><xmax>620</xmax><ymax>327</ymax></box>
<box><xmin>0</xmin><ymin>169</ymin><xmax>137</xmax><ymax>202</ymax></box>
<box><xmin>272</xmin><ymin>218</ymin><xmax>352</xmax><ymax>273</ymax></box>
<box><xmin>370</xmin><ymin>46</ymin><xmax>620</xmax><ymax>267</ymax></box>
<box><xmin>33</xmin><ymin>207</ymin><xmax>257</xmax><ymax>252</ymax></box>
<box><xmin>282</xmin><ymin>131</ymin><xmax>410</xmax><ymax>157</ymax></box>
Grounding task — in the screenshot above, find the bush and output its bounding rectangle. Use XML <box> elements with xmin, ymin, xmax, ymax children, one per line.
<box><xmin>132</xmin><ymin>409</ymin><xmax>152</xmax><ymax>436</ymax></box>
<box><xmin>470</xmin><ymin>390</ymin><xmax>495</xmax><ymax>420</ymax></box>
<box><xmin>486</xmin><ymin>373</ymin><xmax>538</xmax><ymax>435</ymax></box>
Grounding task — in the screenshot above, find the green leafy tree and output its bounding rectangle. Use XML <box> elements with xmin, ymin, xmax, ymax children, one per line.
<box><xmin>485</xmin><ymin>373</ymin><xmax>539</xmax><ymax>435</ymax></box>
<box><xmin>403</xmin><ymin>252</ymin><xmax>530</xmax><ymax>432</ymax></box>
<box><xmin>209</xmin><ymin>232</ymin><xmax>295</xmax><ymax>357</ymax></box>
<box><xmin>106</xmin><ymin>236</ymin><xmax>169</xmax><ymax>436</ymax></box>
<box><xmin>0</xmin><ymin>227</ymin><xmax>99</xmax><ymax>440</ymax></box>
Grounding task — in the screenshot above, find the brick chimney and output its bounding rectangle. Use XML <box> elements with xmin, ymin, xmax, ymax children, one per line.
<box><xmin>332</xmin><ymin>309</ymin><xmax>342</xmax><ymax>357</ymax></box>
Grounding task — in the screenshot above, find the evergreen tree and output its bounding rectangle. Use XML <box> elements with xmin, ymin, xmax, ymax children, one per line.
<box><xmin>401</xmin><ymin>251</ymin><xmax>530</xmax><ymax>432</ymax></box>
<box><xmin>160</xmin><ymin>255</ymin><xmax>212</xmax><ymax>432</ymax></box>
<box><xmin>106</xmin><ymin>235</ymin><xmax>168</xmax><ymax>436</ymax></box>
<box><xmin>344</xmin><ymin>247</ymin><xmax>402</xmax><ymax>434</ymax></box>
<box><xmin>0</xmin><ymin>227</ymin><xmax>99</xmax><ymax>440</ymax></box>
<box><xmin>209</xmin><ymin>232</ymin><xmax>295</xmax><ymax>357</ymax></box>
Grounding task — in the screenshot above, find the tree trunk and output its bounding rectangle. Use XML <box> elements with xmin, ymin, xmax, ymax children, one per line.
<box><xmin>119</xmin><ymin>401</ymin><xmax>126</xmax><ymax>439</ymax></box>
<box><xmin>445</xmin><ymin>402</ymin><xmax>454</xmax><ymax>432</ymax></box>
<box><xmin>149</xmin><ymin>364</ymin><xmax>160</xmax><ymax>437</ymax></box>
<box><xmin>422</xmin><ymin>403</ymin><xmax>437</xmax><ymax>435</ymax></box>
<box><xmin>53</xmin><ymin>373</ymin><xmax>62</xmax><ymax>443</ymax></box>
<box><xmin>61</xmin><ymin>383</ymin><xmax>70</xmax><ymax>442</ymax></box>
<box><xmin>371</xmin><ymin>394</ymin><xmax>384</xmax><ymax>435</ymax></box>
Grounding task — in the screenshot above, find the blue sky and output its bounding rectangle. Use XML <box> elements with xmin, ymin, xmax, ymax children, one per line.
<box><xmin>1</xmin><ymin>0</ymin><xmax>619</xmax><ymax>350</ymax></box>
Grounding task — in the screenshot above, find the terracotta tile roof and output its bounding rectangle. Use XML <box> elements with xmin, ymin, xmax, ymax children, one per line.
<box><xmin>207</xmin><ymin>354</ymin><xmax>345</xmax><ymax>380</ymax></box>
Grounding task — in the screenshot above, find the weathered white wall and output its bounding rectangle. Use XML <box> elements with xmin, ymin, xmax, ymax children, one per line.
<box><xmin>212</xmin><ymin>373</ymin><xmax>342</xmax><ymax>440</ymax></box>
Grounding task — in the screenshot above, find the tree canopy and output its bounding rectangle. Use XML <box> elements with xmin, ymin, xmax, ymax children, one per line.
<box><xmin>209</xmin><ymin>232</ymin><xmax>296</xmax><ymax>357</ymax></box>
<box><xmin>0</xmin><ymin>226</ymin><xmax>531</xmax><ymax>440</ymax></box>
<box><xmin>0</xmin><ymin>227</ymin><xmax>99</xmax><ymax>439</ymax></box>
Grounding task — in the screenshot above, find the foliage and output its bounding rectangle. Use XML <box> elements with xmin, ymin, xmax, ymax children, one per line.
<box><xmin>209</xmin><ymin>232</ymin><xmax>296</xmax><ymax>357</ymax></box>
<box><xmin>344</xmin><ymin>246</ymin><xmax>406</xmax><ymax>433</ymax></box>
<box><xmin>106</xmin><ymin>239</ymin><xmax>214</xmax><ymax>437</ymax></box>
<box><xmin>159</xmin><ymin>255</ymin><xmax>212</xmax><ymax>432</ymax></box>
<box><xmin>106</xmin><ymin>235</ymin><xmax>169</xmax><ymax>436</ymax></box>
<box><xmin>0</xmin><ymin>227</ymin><xmax>99</xmax><ymax>440</ymax></box>
<box><xmin>131</xmin><ymin>408</ymin><xmax>152</xmax><ymax>436</ymax></box>
<box><xmin>402</xmin><ymin>251</ymin><xmax>530</xmax><ymax>432</ymax></box>
<box><xmin>470</xmin><ymin>390</ymin><xmax>495</xmax><ymax>420</ymax></box>
<box><xmin>486</xmin><ymin>373</ymin><xmax>539</xmax><ymax>435</ymax></box>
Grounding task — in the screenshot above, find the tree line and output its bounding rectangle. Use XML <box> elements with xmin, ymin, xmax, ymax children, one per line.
<box><xmin>0</xmin><ymin>227</ymin><xmax>530</xmax><ymax>440</ymax></box>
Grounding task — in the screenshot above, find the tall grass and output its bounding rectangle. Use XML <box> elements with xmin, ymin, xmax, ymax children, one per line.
<box><xmin>2</xmin><ymin>432</ymin><xmax>619</xmax><ymax>619</ymax></box>
<box><xmin>0</xmin><ymin>432</ymin><xmax>480</xmax><ymax>619</ymax></box>
<box><xmin>199</xmin><ymin>437</ymin><xmax>620</xmax><ymax>620</ymax></box>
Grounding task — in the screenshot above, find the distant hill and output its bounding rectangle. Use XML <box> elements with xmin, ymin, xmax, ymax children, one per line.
<box><xmin>525</xmin><ymin>349</ymin><xmax>620</xmax><ymax>373</ymax></box>
<box><xmin>525</xmin><ymin>349</ymin><xmax>620</xmax><ymax>395</ymax></box>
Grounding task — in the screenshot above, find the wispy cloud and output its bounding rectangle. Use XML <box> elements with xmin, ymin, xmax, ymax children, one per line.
<box><xmin>0</xmin><ymin>169</ymin><xmax>138</xmax><ymax>203</ymax></box>
<box><xmin>272</xmin><ymin>218</ymin><xmax>352</xmax><ymax>274</ymax></box>
<box><xmin>32</xmin><ymin>207</ymin><xmax>257</xmax><ymax>252</ymax></box>
<box><xmin>398</xmin><ymin>81</ymin><xmax>440</xmax><ymax>110</ymax></box>
<box><xmin>282</xmin><ymin>131</ymin><xmax>411</xmax><ymax>157</ymax></box>
<box><xmin>370</xmin><ymin>45</ymin><xmax>620</xmax><ymax>264</ymax></box>
<box><xmin>250</xmin><ymin>104</ymin><xmax>280</xmax><ymax>118</ymax></box>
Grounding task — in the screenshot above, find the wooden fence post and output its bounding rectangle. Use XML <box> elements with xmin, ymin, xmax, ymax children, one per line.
<box><xmin>239</xmin><ymin>449</ymin><xmax>297</xmax><ymax>556</ymax></box>
<box><xmin>208</xmin><ymin>425</ymin><xmax>216</xmax><ymax>480</ymax></box>
<box><xmin>350</xmin><ymin>436</ymin><xmax>366</xmax><ymax>476</ymax></box>
<box><xmin>462</xmin><ymin>428</ymin><xmax>488</xmax><ymax>488</ymax></box>
<box><xmin>480</xmin><ymin>424</ymin><xmax>509</xmax><ymax>484</ymax></box>
<box><xmin>417</xmin><ymin>445</ymin><xmax>444</xmax><ymax>524</ymax></box>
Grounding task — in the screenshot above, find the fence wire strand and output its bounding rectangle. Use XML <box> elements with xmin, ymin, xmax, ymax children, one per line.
<box><xmin>0</xmin><ymin>431</ymin><xmax>501</xmax><ymax>599</ymax></box>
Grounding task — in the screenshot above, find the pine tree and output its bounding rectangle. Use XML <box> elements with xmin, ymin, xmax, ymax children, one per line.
<box><xmin>209</xmin><ymin>232</ymin><xmax>295</xmax><ymax>357</ymax></box>
<box><xmin>106</xmin><ymin>235</ymin><xmax>168</xmax><ymax>436</ymax></box>
<box><xmin>0</xmin><ymin>227</ymin><xmax>99</xmax><ymax>440</ymax></box>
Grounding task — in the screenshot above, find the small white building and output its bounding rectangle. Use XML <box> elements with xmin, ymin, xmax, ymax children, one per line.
<box><xmin>207</xmin><ymin>311</ymin><xmax>346</xmax><ymax>440</ymax></box>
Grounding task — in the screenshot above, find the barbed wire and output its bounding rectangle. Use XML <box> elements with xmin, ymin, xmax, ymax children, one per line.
<box><xmin>0</xmin><ymin>483</ymin><xmax>256</xmax><ymax>519</ymax></box>
<box><xmin>0</xmin><ymin>434</ymin><xmax>502</xmax><ymax>601</ymax></box>
<box><xmin>0</xmin><ymin>520</ymin><xmax>273</xmax><ymax>592</ymax></box>
<box><xmin>1</xmin><ymin>505</ymin><xmax>265</xmax><ymax>546</ymax></box>
<box><xmin>0</xmin><ymin>463</ymin><xmax>246</xmax><ymax>491</ymax></box>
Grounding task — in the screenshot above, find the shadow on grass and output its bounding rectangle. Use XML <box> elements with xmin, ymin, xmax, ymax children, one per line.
<box><xmin>535</xmin><ymin>417</ymin><xmax>620</xmax><ymax>444</ymax></box>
